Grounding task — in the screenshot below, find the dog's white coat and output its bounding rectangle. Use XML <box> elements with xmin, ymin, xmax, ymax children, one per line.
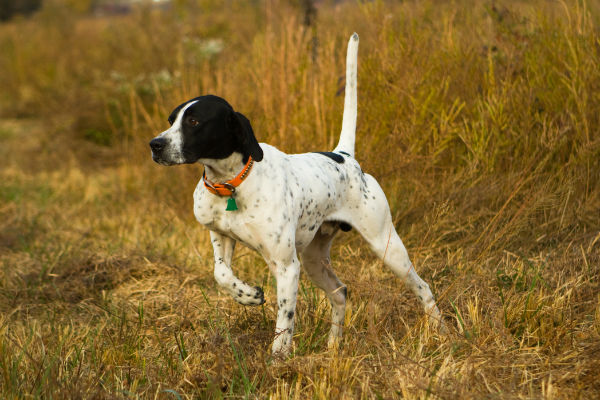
<box><xmin>170</xmin><ymin>34</ymin><xmax>444</xmax><ymax>355</ymax></box>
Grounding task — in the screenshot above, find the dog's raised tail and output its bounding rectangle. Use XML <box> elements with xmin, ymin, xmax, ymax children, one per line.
<box><xmin>334</xmin><ymin>32</ymin><xmax>359</xmax><ymax>158</ymax></box>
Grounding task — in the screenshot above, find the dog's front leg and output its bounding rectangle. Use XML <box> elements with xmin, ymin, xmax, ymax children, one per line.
<box><xmin>269</xmin><ymin>254</ymin><xmax>301</xmax><ymax>357</ymax></box>
<box><xmin>210</xmin><ymin>231</ymin><xmax>265</xmax><ymax>306</ymax></box>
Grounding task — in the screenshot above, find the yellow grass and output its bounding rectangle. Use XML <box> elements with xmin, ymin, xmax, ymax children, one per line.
<box><xmin>0</xmin><ymin>0</ymin><xmax>599</xmax><ymax>398</ymax></box>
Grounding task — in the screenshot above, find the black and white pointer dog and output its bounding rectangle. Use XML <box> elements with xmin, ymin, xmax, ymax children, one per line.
<box><xmin>150</xmin><ymin>34</ymin><xmax>444</xmax><ymax>356</ymax></box>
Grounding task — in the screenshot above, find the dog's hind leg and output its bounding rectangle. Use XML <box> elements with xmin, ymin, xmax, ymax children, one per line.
<box><xmin>300</xmin><ymin>224</ymin><xmax>347</xmax><ymax>348</ymax></box>
<box><xmin>209</xmin><ymin>231</ymin><xmax>265</xmax><ymax>306</ymax></box>
<box><xmin>347</xmin><ymin>174</ymin><xmax>446</xmax><ymax>331</ymax></box>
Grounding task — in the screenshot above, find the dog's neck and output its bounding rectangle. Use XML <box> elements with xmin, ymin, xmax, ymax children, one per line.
<box><xmin>200</xmin><ymin>152</ymin><xmax>247</xmax><ymax>183</ymax></box>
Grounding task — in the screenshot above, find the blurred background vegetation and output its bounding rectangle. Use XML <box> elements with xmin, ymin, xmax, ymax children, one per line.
<box><xmin>1</xmin><ymin>0</ymin><xmax>598</xmax><ymax>238</ymax></box>
<box><xmin>0</xmin><ymin>0</ymin><xmax>599</xmax><ymax>398</ymax></box>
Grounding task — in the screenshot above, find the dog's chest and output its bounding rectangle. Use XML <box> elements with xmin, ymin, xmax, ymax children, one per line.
<box><xmin>192</xmin><ymin>183</ymin><xmax>279</xmax><ymax>247</ymax></box>
<box><xmin>193</xmin><ymin>186</ymin><xmax>238</xmax><ymax>229</ymax></box>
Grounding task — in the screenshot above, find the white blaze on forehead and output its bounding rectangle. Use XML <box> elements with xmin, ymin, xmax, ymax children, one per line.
<box><xmin>172</xmin><ymin>99</ymin><xmax>200</xmax><ymax>129</ymax></box>
<box><xmin>158</xmin><ymin>100</ymin><xmax>199</xmax><ymax>163</ymax></box>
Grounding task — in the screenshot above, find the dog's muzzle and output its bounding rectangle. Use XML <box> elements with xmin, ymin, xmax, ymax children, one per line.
<box><xmin>149</xmin><ymin>137</ymin><xmax>171</xmax><ymax>164</ymax></box>
<box><xmin>150</xmin><ymin>137</ymin><xmax>166</xmax><ymax>153</ymax></box>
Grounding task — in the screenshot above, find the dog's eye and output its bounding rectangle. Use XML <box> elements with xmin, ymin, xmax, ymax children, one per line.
<box><xmin>188</xmin><ymin>118</ymin><xmax>200</xmax><ymax>127</ymax></box>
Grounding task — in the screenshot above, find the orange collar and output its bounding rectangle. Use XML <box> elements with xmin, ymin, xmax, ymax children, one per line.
<box><xmin>203</xmin><ymin>156</ymin><xmax>254</xmax><ymax>197</ymax></box>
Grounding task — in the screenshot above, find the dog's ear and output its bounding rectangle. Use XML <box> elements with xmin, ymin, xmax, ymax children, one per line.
<box><xmin>232</xmin><ymin>111</ymin><xmax>263</xmax><ymax>162</ymax></box>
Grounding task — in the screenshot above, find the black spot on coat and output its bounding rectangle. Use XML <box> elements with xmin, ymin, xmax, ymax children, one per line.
<box><xmin>313</xmin><ymin>152</ymin><xmax>345</xmax><ymax>163</ymax></box>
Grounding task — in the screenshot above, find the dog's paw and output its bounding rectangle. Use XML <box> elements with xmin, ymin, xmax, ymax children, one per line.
<box><xmin>253</xmin><ymin>286</ymin><xmax>265</xmax><ymax>304</ymax></box>
<box><xmin>437</xmin><ymin>319</ymin><xmax>449</xmax><ymax>335</ymax></box>
<box><xmin>232</xmin><ymin>285</ymin><xmax>265</xmax><ymax>306</ymax></box>
<box><xmin>428</xmin><ymin>313</ymin><xmax>449</xmax><ymax>335</ymax></box>
<box><xmin>327</xmin><ymin>335</ymin><xmax>341</xmax><ymax>351</ymax></box>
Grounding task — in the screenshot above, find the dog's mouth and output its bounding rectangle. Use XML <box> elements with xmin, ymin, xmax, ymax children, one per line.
<box><xmin>151</xmin><ymin>153</ymin><xmax>176</xmax><ymax>166</ymax></box>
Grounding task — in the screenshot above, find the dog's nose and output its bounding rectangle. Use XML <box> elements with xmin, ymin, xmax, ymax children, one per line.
<box><xmin>149</xmin><ymin>137</ymin><xmax>167</xmax><ymax>152</ymax></box>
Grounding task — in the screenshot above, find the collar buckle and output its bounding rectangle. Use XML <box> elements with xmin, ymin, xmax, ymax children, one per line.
<box><xmin>222</xmin><ymin>183</ymin><xmax>236</xmax><ymax>194</ymax></box>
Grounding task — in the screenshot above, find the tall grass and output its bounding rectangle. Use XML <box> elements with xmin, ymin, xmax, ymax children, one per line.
<box><xmin>0</xmin><ymin>0</ymin><xmax>599</xmax><ymax>398</ymax></box>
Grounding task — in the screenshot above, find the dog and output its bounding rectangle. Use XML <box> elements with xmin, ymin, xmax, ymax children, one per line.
<box><xmin>149</xmin><ymin>33</ymin><xmax>444</xmax><ymax>356</ymax></box>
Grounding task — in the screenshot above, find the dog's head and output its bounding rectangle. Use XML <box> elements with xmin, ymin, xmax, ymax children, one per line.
<box><xmin>149</xmin><ymin>95</ymin><xmax>263</xmax><ymax>165</ymax></box>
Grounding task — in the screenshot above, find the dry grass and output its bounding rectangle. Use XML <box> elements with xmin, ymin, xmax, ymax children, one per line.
<box><xmin>0</xmin><ymin>0</ymin><xmax>599</xmax><ymax>398</ymax></box>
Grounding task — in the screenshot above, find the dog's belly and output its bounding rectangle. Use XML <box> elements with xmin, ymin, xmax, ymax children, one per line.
<box><xmin>294</xmin><ymin>227</ymin><xmax>320</xmax><ymax>250</ymax></box>
<box><xmin>292</xmin><ymin>185</ymin><xmax>346</xmax><ymax>249</ymax></box>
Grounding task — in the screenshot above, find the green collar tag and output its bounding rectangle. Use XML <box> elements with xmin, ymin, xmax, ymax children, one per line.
<box><xmin>226</xmin><ymin>197</ymin><xmax>238</xmax><ymax>211</ymax></box>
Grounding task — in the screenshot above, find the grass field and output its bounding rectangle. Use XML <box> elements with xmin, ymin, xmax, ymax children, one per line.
<box><xmin>1</xmin><ymin>0</ymin><xmax>599</xmax><ymax>398</ymax></box>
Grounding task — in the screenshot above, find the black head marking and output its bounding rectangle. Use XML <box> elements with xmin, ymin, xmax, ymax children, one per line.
<box><xmin>167</xmin><ymin>103</ymin><xmax>185</xmax><ymax>125</ymax></box>
<box><xmin>171</xmin><ymin>95</ymin><xmax>263</xmax><ymax>163</ymax></box>
<box><xmin>233</xmin><ymin>112</ymin><xmax>263</xmax><ymax>162</ymax></box>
